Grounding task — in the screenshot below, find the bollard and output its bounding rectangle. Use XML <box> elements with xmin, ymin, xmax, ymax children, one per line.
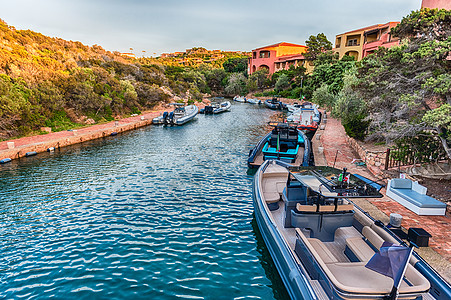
<box><xmin>389</xmin><ymin>213</ymin><xmax>402</xmax><ymax>228</ymax></box>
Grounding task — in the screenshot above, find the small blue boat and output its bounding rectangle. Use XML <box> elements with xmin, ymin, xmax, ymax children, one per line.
<box><xmin>248</xmin><ymin>122</ymin><xmax>311</xmax><ymax>168</ymax></box>
<box><xmin>253</xmin><ymin>161</ymin><xmax>451</xmax><ymax>299</ymax></box>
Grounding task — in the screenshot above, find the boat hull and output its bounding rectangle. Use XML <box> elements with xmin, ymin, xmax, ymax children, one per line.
<box><xmin>253</xmin><ymin>163</ymin><xmax>317</xmax><ymax>299</ymax></box>
<box><xmin>253</xmin><ymin>161</ymin><xmax>451</xmax><ymax>300</ymax></box>
<box><xmin>264</xmin><ymin>100</ymin><xmax>279</xmax><ymax>109</ymax></box>
<box><xmin>175</xmin><ymin>105</ymin><xmax>198</xmax><ymax>125</ymax></box>
<box><xmin>246</xmin><ymin>98</ymin><xmax>261</xmax><ymax>105</ymax></box>
<box><xmin>213</xmin><ymin>101</ymin><xmax>231</xmax><ymax>114</ymax></box>
<box><xmin>233</xmin><ymin>96</ymin><xmax>246</xmax><ymax>102</ymax></box>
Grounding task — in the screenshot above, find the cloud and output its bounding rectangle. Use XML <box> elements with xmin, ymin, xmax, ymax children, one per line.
<box><xmin>0</xmin><ymin>0</ymin><xmax>420</xmax><ymax>55</ymax></box>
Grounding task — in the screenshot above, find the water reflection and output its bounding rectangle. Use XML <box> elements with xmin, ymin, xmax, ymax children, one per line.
<box><xmin>0</xmin><ymin>101</ymin><xmax>291</xmax><ymax>299</ymax></box>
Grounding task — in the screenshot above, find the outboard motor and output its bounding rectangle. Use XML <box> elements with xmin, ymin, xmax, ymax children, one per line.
<box><xmin>205</xmin><ymin>106</ymin><xmax>214</xmax><ymax>114</ymax></box>
<box><xmin>168</xmin><ymin>111</ymin><xmax>174</xmax><ymax>125</ymax></box>
<box><xmin>163</xmin><ymin>111</ymin><xmax>169</xmax><ymax>125</ymax></box>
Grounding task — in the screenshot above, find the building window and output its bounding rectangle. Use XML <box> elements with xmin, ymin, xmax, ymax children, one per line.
<box><xmin>259</xmin><ymin>51</ymin><xmax>270</xmax><ymax>58</ymax></box>
<box><xmin>347</xmin><ymin>39</ymin><xmax>358</xmax><ymax>46</ymax></box>
<box><xmin>335</xmin><ymin>37</ymin><xmax>342</xmax><ymax>48</ymax></box>
<box><xmin>253</xmin><ymin>52</ymin><xmax>257</xmax><ymax>59</ymax></box>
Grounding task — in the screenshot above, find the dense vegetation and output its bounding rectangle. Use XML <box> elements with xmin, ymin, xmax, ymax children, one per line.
<box><xmin>1</xmin><ymin>8</ymin><xmax>449</xmax><ymax>159</ymax></box>
<box><xmin>0</xmin><ymin>20</ymin><xmax>248</xmax><ymax>140</ymax></box>
<box><xmin>258</xmin><ymin>9</ymin><xmax>450</xmax><ymax>159</ymax></box>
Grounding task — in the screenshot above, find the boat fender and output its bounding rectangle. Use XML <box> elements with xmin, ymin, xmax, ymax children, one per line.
<box><xmin>111</xmin><ymin>132</ymin><xmax>118</xmax><ymax>136</ymax></box>
<box><xmin>47</xmin><ymin>147</ymin><xmax>55</xmax><ymax>152</ymax></box>
<box><xmin>0</xmin><ymin>158</ymin><xmax>12</xmax><ymax>164</ymax></box>
<box><xmin>25</xmin><ymin>151</ymin><xmax>37</xmax><ymax>157</ymax></box>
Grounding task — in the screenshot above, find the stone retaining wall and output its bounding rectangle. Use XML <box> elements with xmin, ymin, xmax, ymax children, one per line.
<box><xmin>346</xmin><ymin>136</ymin><xmax>387</xmax><ymax>176</ymax></box>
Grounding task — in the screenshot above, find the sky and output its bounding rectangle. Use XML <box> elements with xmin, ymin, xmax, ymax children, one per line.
<box><xmin>0</xmin><ymin>0</ymin><xmax>421</xmax><ymax>56</ymax></box>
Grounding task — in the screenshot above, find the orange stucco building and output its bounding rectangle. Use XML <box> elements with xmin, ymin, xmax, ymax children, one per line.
<box><xmin>248</xmin><ymin>42</ymin><xmax>310</xmax><ymax>75</ymax></box>
<box><xmin>421</xmin><ymin>0</ymin><xmax>451</xmax><ymax>9</ymax></box>
<box><xmin>334</xmin><ymin>22</ymin><xmax>400</xmax><ymax>61</ymax></box>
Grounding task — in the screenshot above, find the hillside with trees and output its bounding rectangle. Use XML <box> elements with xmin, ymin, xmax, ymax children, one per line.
<box><xmin>0</xmin><ymin>19</ymin><xmax>248</xmax><ymax>140</ymax></box>
<box><xmin>255</xmin><ymin>9</ymin><xmax>450</xmax><ymax>160</ymax></box>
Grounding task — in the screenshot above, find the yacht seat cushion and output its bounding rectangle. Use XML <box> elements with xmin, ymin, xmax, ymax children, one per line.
<box><xmin>337</xmin><ymin>204</ymin><xmax>354</xmax><ymax>211</ymax></box>
<box><xmin>296</xmin><ymin>203</ymin><xmax>317</xmax><ymax>212</ymax></box>
<box><xmin>362</xmin><ymin>226</ymin><xmax>385</xmax><ymax>250</ymax></box>
<box><xmin>262</xmin><ymin>175</ymin><xmax>286</xmax><ymax>195</ymax></box>
<box><xmin>326</xmin><ymin>262</ymin><xmax>430</xmax><ymax>295</ymax></box>
<box><xmin>307</xmin><ymin>238</ymin><xmax>338</xmax><ymax>264</ymax></box>
<box><xmin>263</xmin><ymin>192</ymin><xmax>280</xmax><ymax>203</ymax></box>
<box><xmin>346</xmin><ymin>237</ymin><xmax>375</xmax><ymax>262</ymax></box>
<box><xmin>345</xmin><ymin>226</ymin><xmax>385</xmax><ymax>262</ymax></box>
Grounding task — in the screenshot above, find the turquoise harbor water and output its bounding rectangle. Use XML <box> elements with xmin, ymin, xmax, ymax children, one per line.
<box><xmin>0</xmin><ymin>103</ymin><xmax>291</xmax><ymax>299</ymax></box>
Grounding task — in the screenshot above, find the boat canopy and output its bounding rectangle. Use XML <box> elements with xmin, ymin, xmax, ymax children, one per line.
<box><xmin>288</xmin><ymin>166</ymin><xmax>383</xmax><ymax>199</ymax></box>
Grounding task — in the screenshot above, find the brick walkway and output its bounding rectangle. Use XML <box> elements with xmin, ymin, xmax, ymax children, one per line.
<box><xmin>314</xmin><ymin>112</ymin><xmax>451</xmax><ymax>282</ymax></box>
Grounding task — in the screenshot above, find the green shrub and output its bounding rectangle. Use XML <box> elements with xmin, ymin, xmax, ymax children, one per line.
<box><xmin>131</xmin><ymin>106</ymin><xmax>141</xmax><ymax>115</ymax></box>
<box><xmin>44</xmin><ymin>110</ymin><xmax>83</xmax><ymax>132</ymax></box>
<box><xmin>342</xmin><ymin>115</ymin><xmax>370</xmax><ymax>140</ymax></box>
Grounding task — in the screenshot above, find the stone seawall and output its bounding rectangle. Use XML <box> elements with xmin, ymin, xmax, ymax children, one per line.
<box><xmin>0</xmin><ymin>114</ymin><xmax>157</xmax><ymax>162</ymax></box>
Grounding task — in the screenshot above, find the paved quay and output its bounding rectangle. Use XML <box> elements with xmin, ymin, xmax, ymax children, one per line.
<box><xmin>313</xmin><ymin>111</ymin><xmax>451</xmax><ymax>283</ymax></box>
<box><xmin>0</xmin><ymin>110</ymin><xmax>166</xmax><ymax>161</ymax></box>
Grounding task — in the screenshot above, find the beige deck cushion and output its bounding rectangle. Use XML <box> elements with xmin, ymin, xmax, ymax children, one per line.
<box><xmin>353</xmin><ymin>209</ymin><xmax>373</xmax><ymax>227</ymax></box>
<box><xmin>337</xmin><ymin>204</ymin><xmax>354</xmax><ymax>211</ymax></box>
<box><xmin>307</xmin><ymin>238</ymin><xmax>339</xmax><ymax>264</ymax></box>
<box><xmin>346</xmin><ymin>237</ymin><xmax>375</xmax><ymax>262</ymax></box>
<box><xmin>262</xmin><ymin>175</ymin><xmax>286</xmax><ymax>194</ymax></box>
<box><xmin>318</xmin><ymin>205</ymin><xmax>335</xmax><ymax>212</ymax></box>
<box><xmin>263</xmin><ymin>192</ymin><xmax>280</xmax><ymax>203</ymax></box>
<box><xmin>345</xmin><ymin>226</ymin><xmax>384</xmax><ymax>262</ymax></box>
<box><xmin>326</xmin><ymin>262</ymin><xmax>430</xmax><ymax>295</ymax></box>
<box><xmin>296</xmin><ymin>203</ymin><xmax>317</xmax><ymax>212</ymax></box>
<box><xmin>296</xmin><ymin>229</ymin><xmax>430</xmax><ymax>296</ymax></box>
<box><xmin>363</xmin><ymin>226</ymin><xmax>385</xmax><ymax>250</ymax></box>
<box><xmin>262</xmin><ymin>173</ymin><xmax>286</xmax><ymax>203</ymax></box>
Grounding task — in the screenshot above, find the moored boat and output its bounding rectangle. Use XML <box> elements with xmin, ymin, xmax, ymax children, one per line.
<box><xmin>246</xmin><ymin>98</ymin><xmax>261</xmax><ymax>105</ymax></box>
<box><xmin>287</xmin><ymin>103</ymin><xmax>321</xmax><ymax>133</ymax></box>
<box><xmin>286</xmin><ymin>102</ymin><xmax>302</xmax><ymax>113</ymax></box>
<box><xmin>247</xmin><ymin>122</ymin><xmax>312</xmax><ymax>169</ymax></box>
<box><xmin>264</xmin><ymin>97</ymin><xmax>280</xmax><ymax>109</ymax></box>
<box><xmin>152</xmin><ymin>104</ymin><xmax>198</xmax><ymax>125</ymax></box>
<box><xmin>253</xmin><ymin>161</ymin><xmax>451</xmax><ymax>299</ymax></box>
<box><xmin>213</xmin><ymin>101</ymin><xmax>231</xmax><ymax>113</ymax></box>
<box><xmin>233</xmin><ymin>95</ymin><xmax>246</xmax><ymax>102</ymax></box>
